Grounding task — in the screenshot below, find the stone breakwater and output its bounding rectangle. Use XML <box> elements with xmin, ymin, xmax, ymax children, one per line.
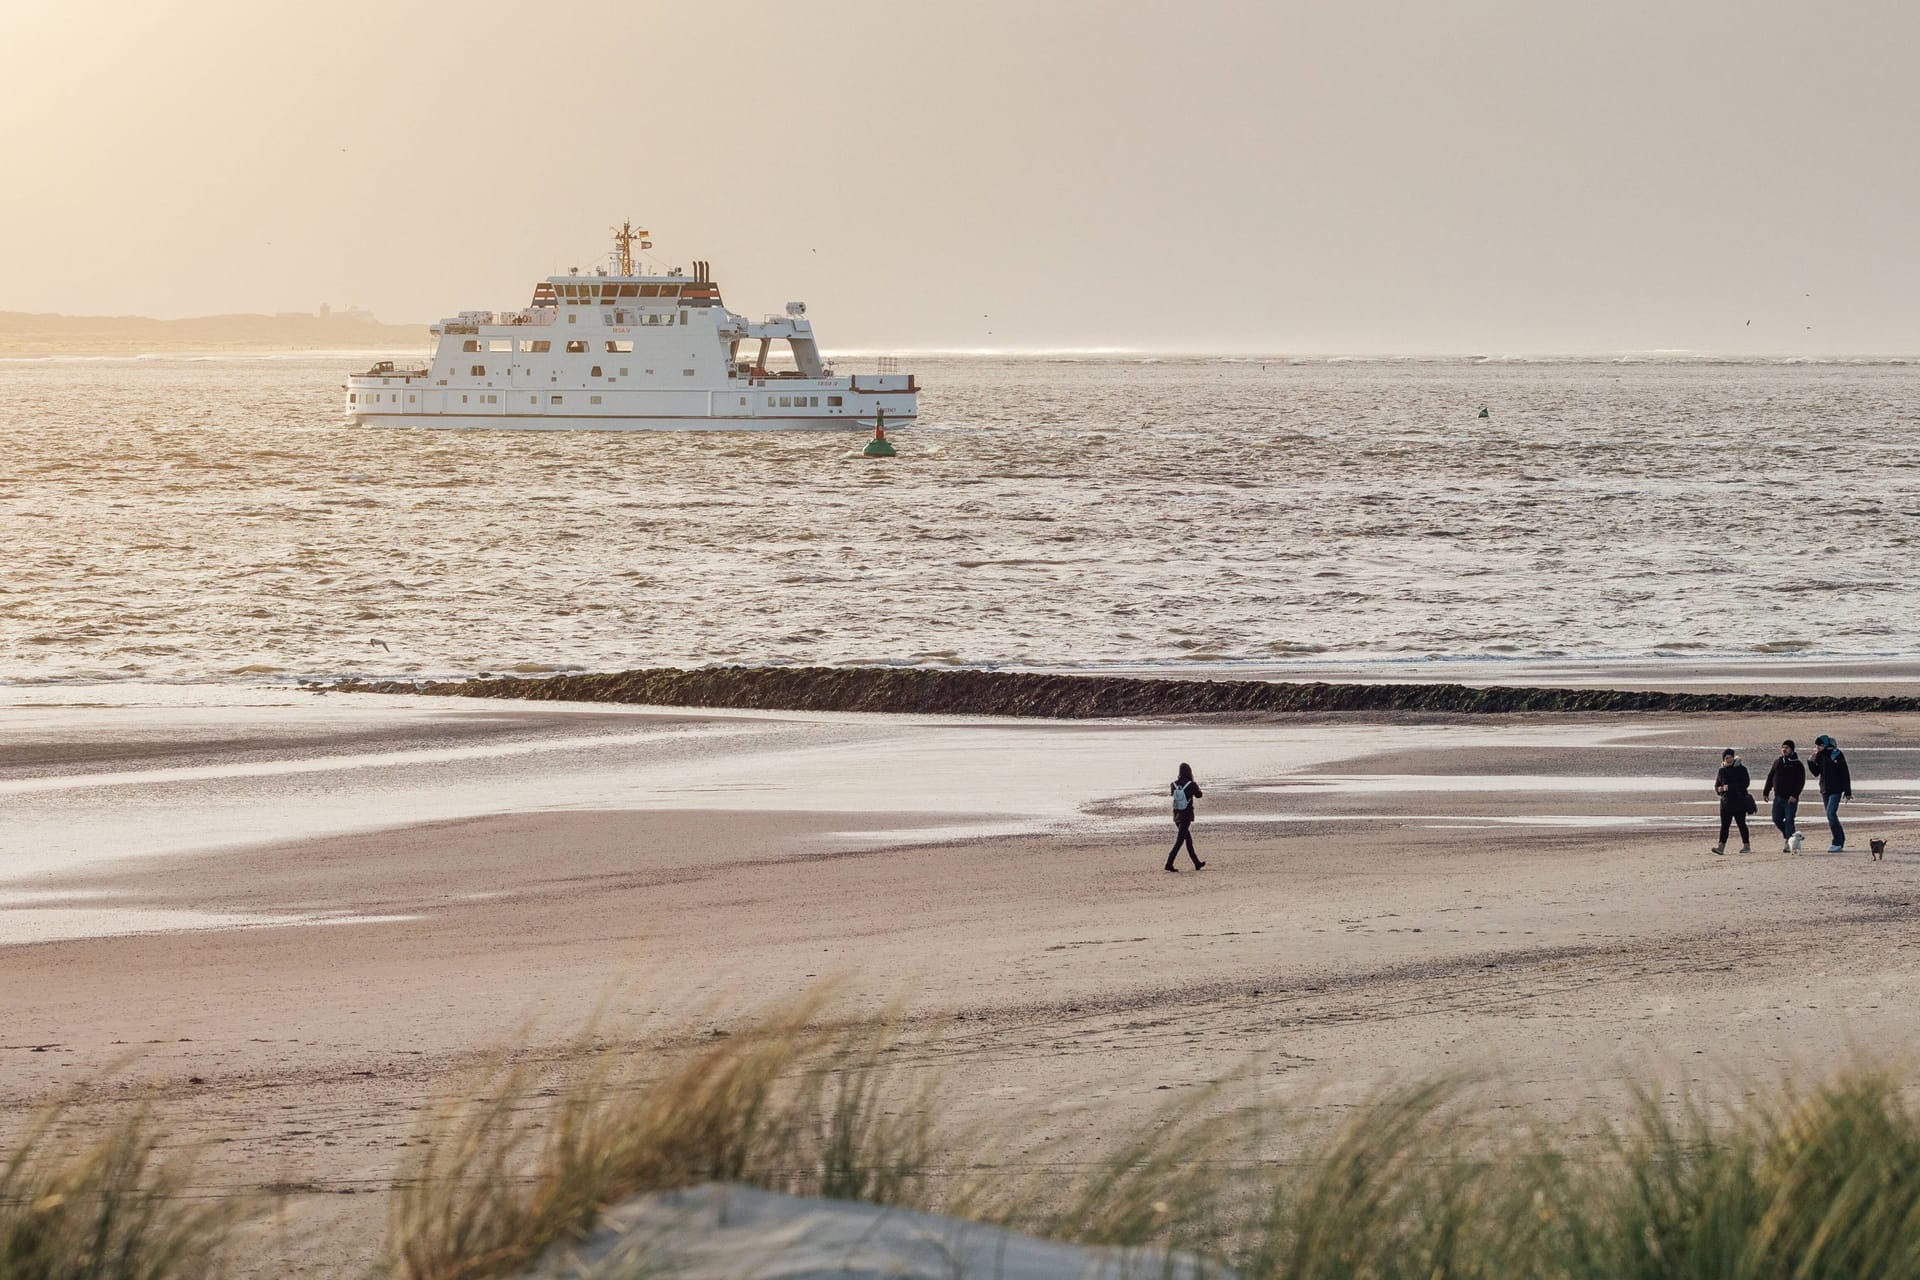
<box><xmin>333</xmin><ymin>667</ymin><xmax>1920</xmax><ymax>719</ymax></box>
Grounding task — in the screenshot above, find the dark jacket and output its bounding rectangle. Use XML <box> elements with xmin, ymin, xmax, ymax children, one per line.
<box><xmin>1171</xmin><ymin>778</ymin><xmax>1202</xmax><ymax>821</ymax></box>
<box><xmin>1715</xmin><ymin>762</ymin><xmax>1751</xmax><ymax>809</ymax></box>
<box><xmin>1810</xmin><ymin>746</ymin><xmax>1852</xmax><ymax>798</ymax></box>
<box><xmin>1763</xmin><ymin>753</ymin><xmax>1805</xmax><ymax>800</ymax></box>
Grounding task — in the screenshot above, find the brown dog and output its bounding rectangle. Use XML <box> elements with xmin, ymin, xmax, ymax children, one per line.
<box><xmin>1870</xmin><ymin>838</ymin><xmax>1887</xmax><ymax>861</ymax></box>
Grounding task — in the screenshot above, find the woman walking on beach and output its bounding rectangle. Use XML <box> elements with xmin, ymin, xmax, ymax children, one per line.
<box><xmin>1712</xmin><ymin>747</ymin><xmax>1753</xmax><ymax>856</ymax></box>
<box><xmin>1809</xmin><ymin>734</ymin><xmax>1853</xmax><ymax>852</ymax></box>
<box><xmin>1165</xmin><ymin>763</ymin><xmax>1205</xmax><ymax>872</ymax></box>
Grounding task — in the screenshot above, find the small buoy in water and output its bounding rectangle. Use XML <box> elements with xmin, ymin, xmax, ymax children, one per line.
<box><xmin>1477</xmin><ymin>406</ymin><xmax>1490</xmax><ymax>419</ymax></box>
<box><xmin>862</xmin><ymin>421</ymin><xmax>896</xmax><ymax>457</ymax></box>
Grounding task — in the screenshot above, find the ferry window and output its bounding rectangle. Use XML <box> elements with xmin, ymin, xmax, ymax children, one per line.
<box><xmin>618</xmin><ymin>284</ymin><xmax>639</xmax><ymax>297</ymax></box>
<box><xmin>680</xmin><ymin>310</ymin><xmax>688</xmax><ymax>325</ymax></box>
<box><xmin>590</xmin><ymin>395</ymin><xmax>603</xmax><ymax>405</ymax></box>
<box><xmin>605</xmin><ymin>341</ymin><xmax>633</xmax><ymax>353</ymax></box>
<box><xmin>525</xmin><ymin>339</ymin><xmax>551</xmax><ymax>353</ymax></box>
<box><xmin>567</xmin><ymin>315</ymin><xmax>576</xmax><ymax>325</ymax></box>
<box><xmin>489</xmin><ymin>339</ymin><xmax>512</xmax><ymax>352</ymax></box>
<box><xmin>810</xmin><ymin>396</ymin><xmax>819</xmax><ymax>407</ymax></box>
<box><xmin>470</xmin><ymin>365</ymin><xmax>485</xmax><ymax>376</ymax></box>
<box><xmin>827</xmin><ymin>395</ymin><xmax>842</xmax><ymax>406</ymax></box>
<box><xmin>462</xmin><ymin>339</ymin><xmax>481</xmax><ymax>352</ymax></box>
<box><xmin>551</xmin><ymin>395</ymin><xmax>563</xmax><ymax>404</ymax></box>
<box><xmin>349</xmin><ymin>393</ymin><xmax>357</xmax><ymax>403</ymax></box>
<box><xmin>778</xmin><ymin>395</ymin><xmax>790</xmax><ymax>407</ymax></box>
<box><xmin>530</xmin><ymin>396</ymin><xmax>537</xmax><ymax>404</ymax></box>
<box><xmin>461</xmin><ymin>395</ymin><xmax>468</xmax><ymax>403</ymax></box>
<box><xmin>590</xmin><ymin>366</ymin><xmax>602</xmax><ymax>377</ymax></box>
<box><xmin>408</xmin><ymin>394</ymin><xmax>416</xmax><ymax>403</ymax></box>
<box><xmin>565</xmin><ymin>340</ymin><xmax>588</xmax><ymax>353</ymax></box>
<box><xmin>639</xmin><ymin>285</ymin><xmax>659</xmax><ymax>297</ymax></box>
<box><xmin>486</xmin><ymin>394</ymin><xmax>497</xmax><ymax>403</ymax></box>
<box><xmin>683</xmin><ymin>368</ymin><xmax>695</xmax><ymax>377</ymax></box>
<box><xmin>619</xmin><ymin>367</ymin><xmax>629</xmax><ymax>376</ymax></box>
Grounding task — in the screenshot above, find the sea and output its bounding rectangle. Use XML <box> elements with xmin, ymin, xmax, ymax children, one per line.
<box><xmin>1</xmin><ymin>353</ymin><xmax>1916</xmax><ymax>687</ymax></box>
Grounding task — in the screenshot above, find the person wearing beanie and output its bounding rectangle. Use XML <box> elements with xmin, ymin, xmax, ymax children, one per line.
<box><xmin>1712</xmin><ymin>747</ymin><xmax>1753</xmax><ymax>855</ymax></box>
<box><xmin>1763</xmin><ymin>739</ymin><xmax>1807</xmax><ymax>854</ymax></box>
<box><xmin>1808</xmin><ymin>734</ymin><xmax>1853</xmax><ymax>852</ymax></box>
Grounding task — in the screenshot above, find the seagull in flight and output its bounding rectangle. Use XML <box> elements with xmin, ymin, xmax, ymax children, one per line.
<box><xmin>369</xmin><ymin>638</ymin><xmax>391</xmax><ymax>652</ymax></box>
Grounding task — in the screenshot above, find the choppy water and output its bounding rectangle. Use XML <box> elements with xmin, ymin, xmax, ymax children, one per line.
<box><xmin>2</xmin><ymin>354</ymin><xmax>1917</xmax><ymax>685</ymax></box>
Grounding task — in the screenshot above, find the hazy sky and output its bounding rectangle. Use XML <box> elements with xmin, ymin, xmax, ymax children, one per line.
<box><xmin>2</xmin><ymin>0</ymin><xmax>1915</xmax><ymax>353</ymax></box>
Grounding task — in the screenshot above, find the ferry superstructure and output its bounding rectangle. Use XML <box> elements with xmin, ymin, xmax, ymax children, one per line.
<box><xmin>347</xmin><ymin>223</ymin><xmax>917</xmax><ymax>431</ymax></box>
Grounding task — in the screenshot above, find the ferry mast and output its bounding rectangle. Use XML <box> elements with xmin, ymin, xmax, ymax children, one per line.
<box><xmin>612</xmin><ymin>220</ymin><xmax>651</xmax><ymax>277</ymax></box>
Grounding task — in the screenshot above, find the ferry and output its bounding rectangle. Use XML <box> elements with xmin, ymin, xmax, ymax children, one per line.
<box><xmin>347</xmin><ymin>222</ymin><xmax>918</xmax><ymax>431</ymax></box>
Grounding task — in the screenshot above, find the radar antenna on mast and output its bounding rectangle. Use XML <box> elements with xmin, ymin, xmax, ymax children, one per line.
<box><xmin>612</xmin><ymin>219</ymin><xmax>652</xmax><ymax>276</ymax></box>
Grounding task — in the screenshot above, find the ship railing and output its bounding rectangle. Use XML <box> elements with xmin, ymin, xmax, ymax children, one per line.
<box><xmin>440</xmin><ymin>309</ymin><xmax>556</xmax><ymax>334</ymax></box>
<box><xmin>356</xmin><ymin>361</ymin><xmax>430</xmax><ymax>379</ymax></box>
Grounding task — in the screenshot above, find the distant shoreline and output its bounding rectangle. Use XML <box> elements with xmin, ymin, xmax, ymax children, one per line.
<box><xmin>333</xmin><ymin>665</ymin><xmax>1920</xmax><ymax>717</ymax></box>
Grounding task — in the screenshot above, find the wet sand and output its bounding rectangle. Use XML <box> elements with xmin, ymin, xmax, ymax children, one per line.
<box><xmin>5</xmin><ymin>691</ymin><xmax>1920</xmax><ymax>1273</ymax></box>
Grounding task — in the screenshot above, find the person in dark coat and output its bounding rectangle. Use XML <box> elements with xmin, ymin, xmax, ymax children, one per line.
<box><xmin>1808</xmin><ymin>734</ymin><xmax>1853</xmax><ymax>852</ymax></box>
<box><xmin>1762</xmin><ymin>739</ymin><xmax>1806</xmax><ymax>854</ymax></box>
<box><xmin>1712</xmin><ymin>747</ymin><xmax>1752</xmax><ymax>856</ymax></box>
<box><xmin>1165</xmin><ymin>762</ymin><xmax>1205</xmax><ymax>872</ymax></box>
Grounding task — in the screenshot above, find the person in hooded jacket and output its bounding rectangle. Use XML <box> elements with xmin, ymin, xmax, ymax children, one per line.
<box><xmin>1165</xmin><ymin>762</ymin><xmax>1205</xmax><ymax>872</ymax></box>
<box><xmin>1763</xmin><ymin>739</ymin><xmax>1806</xmax><ymax>854</ymax></box>
<box><xmin>1808</xmin><ymin>734</ymin><xmax>1853</xmax><ymax>853</ymax></box>
<box><xmin>1712</xmin><ymin>747</ymin><xmax>1753</xmax><ymax>856</ymax></box>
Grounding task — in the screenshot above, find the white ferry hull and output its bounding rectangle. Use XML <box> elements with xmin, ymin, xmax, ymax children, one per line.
<box><xmin>348</xmin><ymin>231</ymin><xmax>920</xmax><ymax>433</ymax></box>
<box><xmin>356</xmin><ymin>412</ymin><xmax>915</xmax><ymax>433</ymax></box>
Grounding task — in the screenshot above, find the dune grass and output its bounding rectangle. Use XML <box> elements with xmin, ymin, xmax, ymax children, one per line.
<box><xmin>381</xmin><ymin>997</ymin><xmax>1920</xmax><ymax>1278</ymax></box>
<box><xmin>0</xmin><ymin>1095</ymin><xmax>246</xmax><ymax>1279</ymax></box>
<box><xmin>385</xmin><ymin>995</ymin><xmax>939</xmax><ymax>1280</ymax></box>
<box><xmin>12</xmin><ymin>1000</ymin><xmax>1920</xmax><ymax>1278</ymax></box>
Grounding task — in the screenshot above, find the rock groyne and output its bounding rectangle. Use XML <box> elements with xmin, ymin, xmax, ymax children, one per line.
<box><xmin>332</xmin><ymin>666</ymin><xmax>1920</xmax><ymax>719</ymax></box>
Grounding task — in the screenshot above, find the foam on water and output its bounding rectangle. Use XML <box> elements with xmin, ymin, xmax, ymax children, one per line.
<box><xmin>1</xmin><ymin>355</ymin><xmax>1916</xmax><ymax>685</ymax></box>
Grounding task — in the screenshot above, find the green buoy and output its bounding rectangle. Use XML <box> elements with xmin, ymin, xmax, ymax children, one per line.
<box><xmin>862</xmin><ymin>408</ymin><xmax>895</xmax><ymax>457</ymax></box>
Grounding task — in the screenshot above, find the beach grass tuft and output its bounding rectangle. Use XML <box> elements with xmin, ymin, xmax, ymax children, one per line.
<box><xmin>384</xmin><ymin>993</ymin><xmax>940</xmax><ymax>1280</ymax></box>
<box><xmin>0</xmin><ymin>1095</ymin><xmax>246</xmax><ymax>1280</ymax></box>
<box><xmin>13</xmin><ymin>1002</ymin><xmax>1920</xmax><ymax>1279</ymax></box>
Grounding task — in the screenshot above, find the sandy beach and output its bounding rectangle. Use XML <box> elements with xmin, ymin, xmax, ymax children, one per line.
<box><xmin>6</xmin><ymin>687</ymin><xmax>1920</xmax><ymax>1273</ymax></box>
